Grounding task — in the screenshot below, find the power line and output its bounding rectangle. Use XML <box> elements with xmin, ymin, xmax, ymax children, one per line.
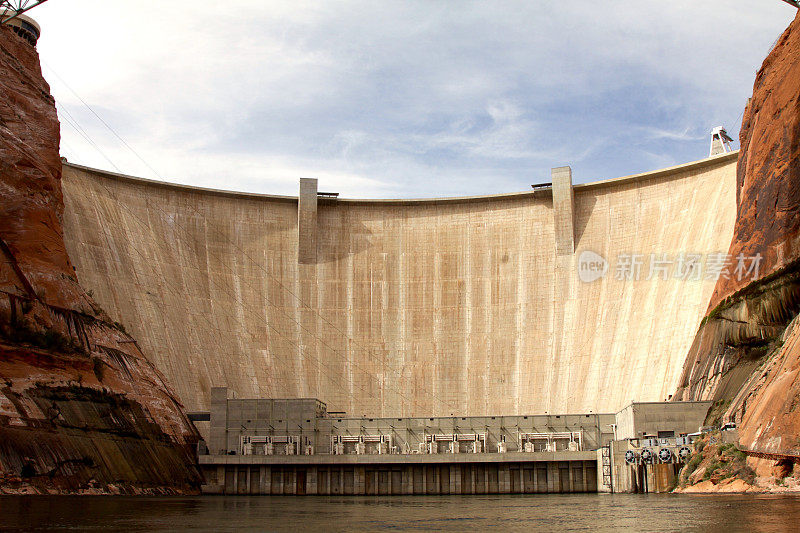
<box><xmin>55</xmin><ymin>101</ymin><xmax>122</xmax><ymax>172</ymax></box>
<box><xmin>73</xmin><ymin>170</ymin><xmax>444</xmax><ymax>414</ymax></box>
<box><xmin>44</xmin><ymin>64</ymin><xmax>460</xmax><ymax>415</ymax></box>
<box><xmin>10</xmin><ymin>61</ymin><xmax>431</xmax><ymax>414</ymax></box>
<box><xmin>55</xmin><ymin>126</ymin><xmax>452</xmax><ymax>414</ymax></box>
<box><xmin>43</xmin><ymin>61</ymin><xmax>164</xmax><ymax>180</ymax></box>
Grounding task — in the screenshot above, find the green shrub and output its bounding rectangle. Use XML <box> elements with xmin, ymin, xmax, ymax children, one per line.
<box><xmin>718</xmin><ymin>443</ymin><xmax>735</xmax><ymax>454</ymax></box>
<box><xmin>704</xmin><ymin>460</ymin><xmax>722</xmax><ymax>480</ymax></box>
<box><xmin>728</xmin><ymin>448</ymin><xmax>747</xmax><ymax>462</ymax></box>
<box><xmin>683</xmin><ymin>454</ymin><xmax>703</xmax><ymax>480</ymax></box>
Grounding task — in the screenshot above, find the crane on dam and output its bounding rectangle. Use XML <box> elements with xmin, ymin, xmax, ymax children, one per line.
<box><xmin>1</xmin><ymin>1</ymin><xmax>47</xmax><ymax>46</ymax></box>
<box><xmin>0</xmin><ymin>1</ymin><xmax>48</xmax><ymax>23</ymax></box>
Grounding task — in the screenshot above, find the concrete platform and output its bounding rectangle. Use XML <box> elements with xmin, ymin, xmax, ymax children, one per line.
<box><xmin>198</xmin><ymin>450</ymin><xmax>597</xmax><ymax>466</ymax></box>
<box><xmin>199</xmin><ymin>453</ymin><xmax>600</xmax><ymax>495</ymax></box>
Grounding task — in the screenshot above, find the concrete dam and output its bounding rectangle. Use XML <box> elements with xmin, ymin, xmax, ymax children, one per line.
<box><xmin>60</xmin><ymin>153</ymin><xmax>737</xmax><ymax>418</ymax></box>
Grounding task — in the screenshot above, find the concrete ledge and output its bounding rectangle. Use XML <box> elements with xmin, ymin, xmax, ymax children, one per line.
<box><xmin>64</xmin><ymin>151</ymin><xmax>737</xmax><ymax>205</ymax></box>
<box><xmin>198</xmin><ymin>450</ymin><xmax>597</xmax><ymax>466</ymax></box>
<box><xmin>200</xmin><ymin>484</ymin><xmax>224</xmax><ymax>494</ymax></box>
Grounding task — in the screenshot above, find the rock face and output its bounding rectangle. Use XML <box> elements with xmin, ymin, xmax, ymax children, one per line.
<box><xmin>710</xmin><ymin>11</ymin><xmax>800</xmax><ymax>309</ymax></box>
<box><xmin>733</xmin><ymin>313</ymin><xmax>800</xmax><ymax>455</ymax></box>
<box><xmin>0</xmin><ymin>25</ymin><xmax>87</xmax><ymax>312</ymax></box>
<box><xmin>0</xmin><ymin>25</ymin><xmax>200</xmax><ymax>494</ymax></box>
<box><xmin>676</xmin><ymin>12</ymin><xmax>800</xmax><ymax>458</ymax></box>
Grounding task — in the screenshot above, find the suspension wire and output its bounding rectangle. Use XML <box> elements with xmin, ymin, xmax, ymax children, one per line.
<box><xmin>45</xmin><ymin>64</ymin><xmax>459</xmax><ymax>414</ymax></box>
<box><xmin>9</xmin><ymin>66</ymin><xmax>438</xmax><ymax>415</ymax></box>
<box><xmin>71</xmin><ymin>169</ymin><xmax>441</xmax><ymax>414</ymax></box>
<box><xmin>46</xmin><ymin>62</ymin><xmax>413</xmax><ymax>391</ymax></box>
<box><xmin>55</xmin><ymin>101</ymin><xmax>123</xmax><ymax>172</ymax></box>
<box><xmin>43</xmin><ymin>61</ymin><xmax>163</xmax><ymax>180</ymax></box>
<box><xmin>57</xmin><ymin>135</ymin><xmax>81</xmax><ymax>163</ymax></box>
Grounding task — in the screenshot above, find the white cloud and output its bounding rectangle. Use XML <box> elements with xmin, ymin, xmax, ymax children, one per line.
<box><xmin>30</xmin><ymin>1</ymin><xmax>796</xmax><ymax>198</ymax></box>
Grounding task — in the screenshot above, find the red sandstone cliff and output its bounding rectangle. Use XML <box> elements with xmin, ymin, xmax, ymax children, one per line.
<box><xmin>0</xmin><ymin>24</ymin><xmax>88</xmax><ymax>312</ymax></box>
<box><xmin>676</xmin><ymin>12</ymin><xmax>800</xmax><ymax>460</ymax></box>
<box><xmin>0</xmin><ymin>24</ymin><xmax>200</xmax><ymax>494</ymax></box>
<box><xmin>709</xmin><ymin>11</ymin><xmax>800</xmax><ymax>309</ymax></box>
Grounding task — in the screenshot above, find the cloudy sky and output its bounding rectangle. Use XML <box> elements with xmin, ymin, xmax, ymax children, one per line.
<box><xmin>30</xmin><ymin>1</ymin><xmax>797</xmax><ymax>198</ymax></box>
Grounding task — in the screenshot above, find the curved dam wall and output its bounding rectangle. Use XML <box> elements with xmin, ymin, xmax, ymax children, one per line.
<box><xmin>60</xmin><ymin>154</ymin><xmax>737</xmax><ymax>416</ymax></box>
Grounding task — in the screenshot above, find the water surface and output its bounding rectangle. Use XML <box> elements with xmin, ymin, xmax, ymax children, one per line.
<box><xmin>2</xmin><ymin>494</ymin><xmax>800</xmax><ymax>532</ymax></box>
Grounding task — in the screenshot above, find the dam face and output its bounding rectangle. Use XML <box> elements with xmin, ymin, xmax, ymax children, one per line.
<box><xmin>60</xmin><ymin>154</ymin><xmax>737</xmax><ymax>416</ymax></box>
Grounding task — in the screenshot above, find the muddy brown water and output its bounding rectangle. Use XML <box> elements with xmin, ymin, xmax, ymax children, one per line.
<box><xmin>1</xmin><ymin>493</ymin><xmax>800</xmax><ymax>532</ymax></box>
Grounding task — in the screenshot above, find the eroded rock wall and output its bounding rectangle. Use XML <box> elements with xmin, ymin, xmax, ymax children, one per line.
<box><xmin>0</xmin><ymin>24</ymin><xmax>87</xmax><ymax>311</ymax></box>
<box><xmin>676</xmin><ymin>12</ymin><xmax>800</xmax><ymax>457</ymax></box>
<box><xmin>0</xmin><ymin>25</ymin><xmax>200</xmax><ymax>494</ymax></box>
<box><xmin>709</xmin><ymin>11</ymin><xmax>800</xmax><ymax>309</ymax></box>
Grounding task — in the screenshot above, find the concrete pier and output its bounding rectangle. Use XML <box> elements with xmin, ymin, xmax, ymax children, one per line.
<box><xmin>199</xmin><ymin>454</ymin><xmax>599</xmax><ymax>495</ymax></box>
<box><xmin>551</xmin><ymin>166</ymin><xmax>575</xmax><ymax>255</ymax></box>
<box><xmin>297</xmin><ymin>177</ymin><xmax>318</xmax><ymax>264</ymax></box>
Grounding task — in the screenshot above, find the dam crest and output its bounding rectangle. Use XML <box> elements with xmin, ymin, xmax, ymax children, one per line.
<box><xmin>60</xmin><ymin>152</ymin><xmax>737</xmax><ymax>421</ymax></box>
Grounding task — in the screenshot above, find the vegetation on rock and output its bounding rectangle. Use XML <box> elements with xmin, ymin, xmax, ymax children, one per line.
<box><xmin>678</xmin><ymin>433</ymin><xmax>755</xmax><ymax>489</ymax></box>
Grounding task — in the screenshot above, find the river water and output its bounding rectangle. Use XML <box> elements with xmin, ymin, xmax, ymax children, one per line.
<box><xmin>1</xmin><ymin>494</ymin><xmax>799</xmax><ymax>532</ymax></box>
